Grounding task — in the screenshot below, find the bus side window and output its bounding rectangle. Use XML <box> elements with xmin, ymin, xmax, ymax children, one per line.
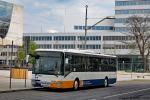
<box><xmin>93</xmin><ymin>58</ymin><xmax>99</xmax><ymax>72</ymax></box>
<box><xmin>64</xmin><ymin>64</ymin><xmax>70</xmax><ymax>75</ymax></box>
<box><xmin>71</xmin><ymin>55</ymin><xmax>77</xmax><ymax>72</ymax></box>
<box><xmin>67</xmin><ymin>55</ymin><xmax>80</xmax><ymax>72</ymax></box>
<box><xmin>108</xmin><ymin>58</ymin><xmax>116</xmax><ymax>71</ymax></box>
<box><xmin>101</xmin><ymin>58</ymin><xmax>109</xmax><ymax>71</ymax></box>
<box><xmin>64</xmin><ymin>55</ymin><xmax>72</xmax><ymax>75</ymax></box>
<box><xmin>98</xmin><ymin>58</ymin><xmax>102</xmax><ymax>71</ymax></box>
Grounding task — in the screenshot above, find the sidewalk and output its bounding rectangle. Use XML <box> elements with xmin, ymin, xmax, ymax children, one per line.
<box><xmin>0</xmin><ymin>70</ymin><xmax>32</xmax><ymax>93</ymax></box>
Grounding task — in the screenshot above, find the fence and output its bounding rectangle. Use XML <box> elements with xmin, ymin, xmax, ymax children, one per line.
<box><xmin>118</xmin><ymin>62</ymin><xmax>144</xmax><ymax>72</ymax></box>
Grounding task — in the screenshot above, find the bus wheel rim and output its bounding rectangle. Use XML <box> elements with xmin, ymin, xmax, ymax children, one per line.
<box><xmin>104</xmin><ymin>79</ymin><xmax>108</xmax><ymax>87</ymax></box>
<box><xmin>74</xmin><ymin>81</ymin><xmax>78</xmax><ymax>90</ymax></box>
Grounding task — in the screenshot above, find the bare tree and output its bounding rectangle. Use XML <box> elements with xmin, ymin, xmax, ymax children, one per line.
<box><xmin>125</xmin><ymin>15</ymin><xmax>150</xmax><ymax>72</ymax></box>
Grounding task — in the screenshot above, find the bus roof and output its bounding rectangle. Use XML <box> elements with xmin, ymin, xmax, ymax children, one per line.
<box><xmin>36</xmin><ymin>49</ymin><xmax>116</xmax><ymax>58</ymax></box>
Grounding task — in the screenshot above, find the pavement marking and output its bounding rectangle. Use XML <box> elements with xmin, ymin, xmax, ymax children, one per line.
<box><xmin>103</xmin><ymin>87</ymin><xmax>150</xmax><ymax>99</ymax></box>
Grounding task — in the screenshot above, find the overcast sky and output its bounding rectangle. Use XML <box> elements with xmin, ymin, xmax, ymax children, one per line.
<box><xmin>4</xmin><ymin>0</ymin><xmax>115</xmax><ymax>33</ymax></box>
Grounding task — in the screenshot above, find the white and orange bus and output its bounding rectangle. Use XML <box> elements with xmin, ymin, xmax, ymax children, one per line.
<box><xmin>31</xmin><ymin>49</ymin><xmax>117</xmax><ymax>90</ymax></box>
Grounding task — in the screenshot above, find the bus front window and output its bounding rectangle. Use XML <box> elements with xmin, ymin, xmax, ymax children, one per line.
<box><xmin>33</xmin><ymin>52</ymin><xmax>63</xmax><ymax>75</ymax></box>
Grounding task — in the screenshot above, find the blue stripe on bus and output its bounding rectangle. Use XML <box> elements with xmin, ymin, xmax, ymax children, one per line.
<box><xmin>83</xmin><ymin>78</ymin><xmax>116</xmax><ymax>87</ymax></box>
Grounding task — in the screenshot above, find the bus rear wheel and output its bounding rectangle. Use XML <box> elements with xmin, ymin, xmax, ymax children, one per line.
<box><xmin>73</xmin><ymin>79</ymin><xmax>79</xmax><ymax>90</ymax></box>
<box><xmin>104</xmin><ymin>78</ymin><xmax>108</xmax><ymax>87</ymax></box>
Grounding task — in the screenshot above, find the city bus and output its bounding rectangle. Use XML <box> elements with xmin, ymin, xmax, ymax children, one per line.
<box><xmin>31</xmin><ymin>49</ymin><xmax>117</xmax><ymax>90</ymax></box>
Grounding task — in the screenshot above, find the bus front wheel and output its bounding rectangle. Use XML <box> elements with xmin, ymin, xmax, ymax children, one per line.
<box><xmin>73</xmin><ymin>79</ymin><xmax>79</xmax><ymax>90</ymax></box>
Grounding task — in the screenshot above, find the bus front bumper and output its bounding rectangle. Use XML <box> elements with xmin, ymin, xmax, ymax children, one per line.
<box><xmin>32</xmin><ymin>79</ymin><xmax>74</xmax><ymax>89</ymax></box>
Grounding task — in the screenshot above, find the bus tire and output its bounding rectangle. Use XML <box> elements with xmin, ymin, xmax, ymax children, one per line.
<box><xmin>73</xmin><ymin>79</ymin><xmax>79</xmax><ymax>90</ymax></box>
<box><xmin>104</xmin><ymin>78</ymin><xmax>108</xmax><ymax>87</ymax></box>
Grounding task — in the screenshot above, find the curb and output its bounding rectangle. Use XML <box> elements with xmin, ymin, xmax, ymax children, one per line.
<box><xmin>0</xmin><ymin>88</ymin><xmax>34</xmax><ymax>93</ymax></box>
<box><xmin>117</xmin><ymin>79</ymin><xmax>150</xmax><ymax>82</ymax></box>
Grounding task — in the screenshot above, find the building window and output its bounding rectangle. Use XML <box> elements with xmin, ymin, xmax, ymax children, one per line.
<box><xmin>77</xmin><ymin>44</ymin><xmax>101</xmax><ymax>49</ymax></box>
<box><xmin>115</xmin><ymin>27</ymin><xmax>129</xmax><ymax>32</ymax></box>
<box><xmin>103</xmin><ymin>44</ymin><xmax>132</xmax><ymax>49</ymax></box>
<box><xmin>78</xmin><ymin>36</ymin><xmax>101</xmax><ymax>41</ymax></box>
<box><xmin>103</xmin><ymin>36</ymin><xmax>134</xmax><ymax>41</ymax></box>
<box><xmin>30</xmin><ymin>36</ymin><xmax>52</xmax><ymax>41</ymax></box>
<box><xmin>115</xmin><ymin>18</ymin><xmax>128</xmax><ymax>23</ymax></box>
<box><xmin>54</xmin><ymin>36</ymin><xmax>76</xmax><ymax>41</ymax></box>
<box><xmin>115</xmin><ymin>1</ymin><xmax>150</xmax><ymax>6</ymax></box>
<box><xmin>74</xmin><ymin>26</ymin><xmax>113</xmax><ymax>30</ymax></box>
<box><xmin>74</xmin><ymin>26</ymin><xmax>78</xmax><ymax>30</ymax></box>
<box><xmin>37</xmin><ymin>44</ymin><xmax>51</xmax><ymax>49</ymax></box>
<box><xmin>115</xmin><ymin>9</ymin><xmax>150</xmax><ymax>15</ymax></box>
<box><xmin>53</xmin><ymin>44</ymin><xmax>75</xmax><ymax>49</ymax></box>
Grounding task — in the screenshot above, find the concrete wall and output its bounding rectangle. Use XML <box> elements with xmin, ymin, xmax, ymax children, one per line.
<box><xmin>0</xmin><ymin>70</ymin><xmax>32</xmax><ymax>79</ymax></box>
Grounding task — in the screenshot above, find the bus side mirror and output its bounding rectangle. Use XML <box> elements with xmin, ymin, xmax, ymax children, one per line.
<box><xmin>65</xmin><ymin>58</ymin><xmax>69</xmax><ymax>64</ymax></box>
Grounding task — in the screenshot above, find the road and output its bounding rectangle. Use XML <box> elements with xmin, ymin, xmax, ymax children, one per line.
<box><xmin>0</xmin><ymin>80</ymin><xmax>150</xmax><ymax>100</ymax></box>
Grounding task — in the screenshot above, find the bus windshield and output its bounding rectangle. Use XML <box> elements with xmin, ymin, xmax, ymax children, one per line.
<box><xmin>33</xmin><ymin>51</ymin><xmax>64</xmax><ymax>75</ymax></box>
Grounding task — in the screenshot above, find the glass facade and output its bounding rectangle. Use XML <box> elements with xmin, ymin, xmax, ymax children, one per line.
<box><xmin>115</xmin><ymin>18</ymin><xmax>127</xmax><ymax>23</ymax></box>
<box><xmin>74</xmin><ymin>26</ymin><xmax>114</xmax><ymax>30</ymax></box>
<box><xmin>116</xmin><ymin>0</ymin><xmax>150</xmax><ymax>6</ymax></box>
<box><xmin>115</xmin><ymin>27</ymin><xmax>129</xmax><ymax>32</ymax></box>
<box><xmin>115</xmin><ymin>9</ymin><xmax>150</xmax><ymax>14</ymax></box>
<box><xmin>117</xmin><ymin>55</ymin><xmax>144</xmax><ymax>72</ymax></box>
<box><xmin>115</xmin><ymin>18</ymin><xmax>150</xmax><ymax>23</ymax></box>
<box><xmin>0</xmin><ymin>1</ymin><xmax>13</xmax><ymax>38</ymax></box>
<box><xmin>114</xmin><ymin>0</ymin><xmax>149</xmax><ymax>71</ymax></box>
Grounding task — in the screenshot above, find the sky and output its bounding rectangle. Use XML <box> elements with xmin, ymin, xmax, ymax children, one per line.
<box><xmin>4</xmin><ymin>0</ymin><xmax>115</xmax><ymax>33</ymax></box>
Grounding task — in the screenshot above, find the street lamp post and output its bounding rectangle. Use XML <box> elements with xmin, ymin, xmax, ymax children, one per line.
<box><xmin>83</xmin><ymin>6</ymin><xmax>115</xmax><ymax>50</ymax></box>
<box><xmin>131</xmin><ymin>57</ymin><xmax>133</xmax><ymax>79</ymax></box>
<box><xmin>9</xmin><ymin>40</ymin><xmax>13</xmax><ymax>88</ymax></box>
<box><xmin>84</xmin><ymin>5</ymin><xmax>88</xmax><ymax>50</ymax></box>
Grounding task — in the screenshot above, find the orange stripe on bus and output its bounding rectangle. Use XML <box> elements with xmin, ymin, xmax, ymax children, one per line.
<box><xmin>49</xmin><ymin>81</ymin><xmax>74</xmax><ymax>89</ymax></box>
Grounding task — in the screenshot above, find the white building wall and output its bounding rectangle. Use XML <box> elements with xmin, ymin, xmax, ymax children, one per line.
<box><xmin>3</xmin><ymin>4</ymin><xmax>23</xmax><ymax>46</ymax></box>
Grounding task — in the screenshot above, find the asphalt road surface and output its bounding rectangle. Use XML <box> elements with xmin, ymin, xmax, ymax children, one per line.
<box><xmin>0</xmin><ymin>80</ymin><xmax>150</xmax><ymax>100</ymax></box>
